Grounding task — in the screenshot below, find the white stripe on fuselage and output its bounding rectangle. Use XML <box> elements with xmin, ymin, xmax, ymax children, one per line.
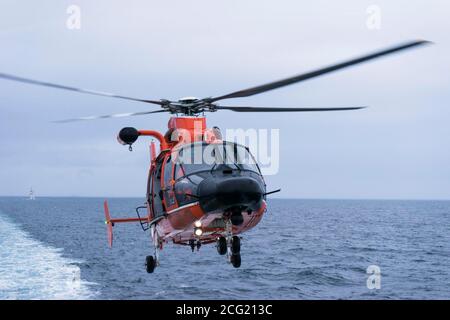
<box><xmin>166</xmin><ymin>201</ymin><xmax>200</xmax><ymax>214</ymax></box>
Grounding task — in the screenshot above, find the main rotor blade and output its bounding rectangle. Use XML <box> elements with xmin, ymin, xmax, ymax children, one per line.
<box><xmin>215</xmin><ymin>106</ymin><xmax>366</xmax><ymax>112</ymax></box>
<box><xmin>54</xmin><ymin>109</ymin><xmax>168</xmax><ymax>123</ymax></box>
<box><xmin>209</xmin><ymin>40</ymin><xmax>431</xmax><ymax>102</ymax></box>
<box><xmin>0</xmin><ymin>72</ymin><xmax>165</xmax><ymax>105</ymax></box>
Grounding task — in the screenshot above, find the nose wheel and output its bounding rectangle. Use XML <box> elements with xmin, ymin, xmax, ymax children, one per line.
<box><xmin>231</xmin><ymin>236</ymin><xmax>240</xmax><ymax>254</ymax></box>
<box><xmin>218</xmin><ymin>219</ymin><xmax>242</xmax><ymax>268</ymax></box>
<box><xmin>216</xmin><ymin>237</ymin><xmax>227</xmax><ymax>255</ymax></box>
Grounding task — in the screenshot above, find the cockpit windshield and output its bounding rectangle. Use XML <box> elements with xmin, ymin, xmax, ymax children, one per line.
<box><xmin>174</xmin><ymin>141</ymin><xmax>259</xmax><ymax>177</ymax></box>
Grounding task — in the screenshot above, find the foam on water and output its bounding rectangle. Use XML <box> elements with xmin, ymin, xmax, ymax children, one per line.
<box><xmin>0</xmin><ymin>212</ymin><xmax>97</xmax><ymax>300</ymax></box>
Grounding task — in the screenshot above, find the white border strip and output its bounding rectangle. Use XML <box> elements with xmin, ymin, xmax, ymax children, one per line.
<box><xmin>166</xmin><ymin>201</ymin><xmax>200</xmax><ymax>214</ymax></box>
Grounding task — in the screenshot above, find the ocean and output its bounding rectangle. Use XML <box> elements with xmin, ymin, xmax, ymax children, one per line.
<box><xmin>0</xmin><ymin>197</ymin><xmax>449</xmax><ymax>299</ymax></box>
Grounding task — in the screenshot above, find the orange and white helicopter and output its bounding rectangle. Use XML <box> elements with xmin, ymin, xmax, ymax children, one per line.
<box><xmin>0</xmin><ymin>40</ymin><xmax>429</xmax><ymax>272</ymax></box>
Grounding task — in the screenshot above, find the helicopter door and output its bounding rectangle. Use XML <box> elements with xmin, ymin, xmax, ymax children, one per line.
<box><xmin>162</xmin><ymin>155</ymin><xmax>177</xmax><ymax>211</ymax></box>
<box><xmin>151</xmin><ymin>157</ymin><xmax>165</xmax><ymax>217</ymax></box>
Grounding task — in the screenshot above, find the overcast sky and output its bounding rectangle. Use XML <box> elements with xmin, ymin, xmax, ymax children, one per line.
<box><xmin>0</xmin><ymin>0</ymin><xmax>449</xmax><ymax>199</ymax></box>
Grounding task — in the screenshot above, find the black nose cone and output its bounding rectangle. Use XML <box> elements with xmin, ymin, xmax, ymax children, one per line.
<box><xmin>198</xmin><ymin>176</ymin><xmax>264</xmax><ymax>213</ymax></box>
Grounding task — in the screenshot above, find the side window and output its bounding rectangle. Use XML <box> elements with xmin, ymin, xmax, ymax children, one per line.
<box><xmin>147</xmin><ymin>169</ymin><xmax>153</xmax><ymax>202</ymax></box>
<box><xmin>163</xmin><ymin>155</ymin><xmax>177</xmax><ymax>209</ymax></box>
<box><xmin>152</xmin><ymin>159</ymin><xmax>165</xmax><ymax>217</ymax></box>
<box><xmin>163</xmin><ymin>156</ymin><xmax>173</xmax><ymax>188</ymax></box>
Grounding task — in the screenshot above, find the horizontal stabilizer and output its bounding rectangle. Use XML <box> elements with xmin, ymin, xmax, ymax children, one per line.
<box><xmin>104</xmin><ymin>200</ymin><xmax>113</xmax><ymax>248</ymax></box>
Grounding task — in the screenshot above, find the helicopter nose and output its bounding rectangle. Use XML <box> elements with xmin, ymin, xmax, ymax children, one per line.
<box><xmin>197</xmin><ymin>176</ymin><xmax>264</xmax><ymax>213</ymax></box>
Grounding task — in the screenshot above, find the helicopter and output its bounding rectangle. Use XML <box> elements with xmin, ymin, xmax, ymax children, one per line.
<box><xmin>0</xmin><ymin>40</ymin><xmax>429</xmax><ymax>272</ymax></box>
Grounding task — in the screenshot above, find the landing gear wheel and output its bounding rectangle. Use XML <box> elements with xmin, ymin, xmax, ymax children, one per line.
<box><xmin>231</xmin><ymin>236</ymin><xmax>241</xmax><ymax>254</ymax></box>
<box><xmin>230</xmin><ymin>254</ymin><xmax>241</xmax><ymax>268</ymax></box>
<box><xmin>145</xmin><ymin>255</ymin><xmax>156</xmax><ymax>273</ymax></box>
<box><xmin>217</xmin><ymin>237</ymin><xmax>227</xmax><ymax>255</ymax></box>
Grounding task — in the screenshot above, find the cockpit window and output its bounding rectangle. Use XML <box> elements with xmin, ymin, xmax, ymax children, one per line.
<box><xmin>174</xmin><ymin>141</ymin><xmax>259</xmax><ymax>177</ymax></box>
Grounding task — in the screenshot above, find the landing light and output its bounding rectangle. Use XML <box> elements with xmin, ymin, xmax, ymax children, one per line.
<box><xmin>194</xmin><ymin>220</ymin><xmax>202</xmax><ymax>228</ymax></box>
<box><xmin>194</xmin><ymin>228</ymin><xmax>203</xmax><ymax>237</ymax></box>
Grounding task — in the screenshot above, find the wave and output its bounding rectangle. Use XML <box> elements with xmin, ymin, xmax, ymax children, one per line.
<box><xmin>0</xmin><ymin>212</ymin><xmax>97</xmax><ymax>300</ymax></box>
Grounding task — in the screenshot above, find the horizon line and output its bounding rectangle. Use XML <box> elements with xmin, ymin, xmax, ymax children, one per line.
<box><xmin>1</xmin><ymin>195</ymin><xmax>450</xmax><ymax>202</ymax></box>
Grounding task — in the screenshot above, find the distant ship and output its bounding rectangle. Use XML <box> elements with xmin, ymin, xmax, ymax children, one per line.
<box><xmin>28</xmin><ymin>188</ymin><xmax>36</xmax><ymax>200</ymax></box>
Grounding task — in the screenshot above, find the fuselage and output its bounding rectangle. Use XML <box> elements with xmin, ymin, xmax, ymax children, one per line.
<box><xmin>143</xmin><ymin>117</ymin><xmax>267</xmax><ymax>245</ymax></box>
